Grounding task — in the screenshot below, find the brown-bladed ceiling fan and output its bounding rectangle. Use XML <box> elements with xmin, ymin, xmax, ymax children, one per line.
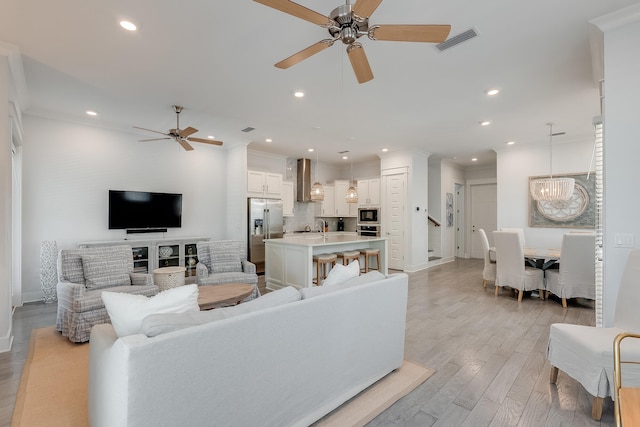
<box><xmin>254</xmin><ymin>0</ymin><xmax>451</xmax><ymax>84</ymax></box>
<box><xmin>134</xmin><ymin>105</ymin><xmax>223</xmax><ymax>151</ymax></box>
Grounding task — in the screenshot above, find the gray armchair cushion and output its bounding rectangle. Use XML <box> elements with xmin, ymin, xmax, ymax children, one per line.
<box><xmin>58</xmin><ymin>245</ymin><xmax>134</xmax><ymax>284</ymax></box>
<box><xmin>82</xmin><ymin>254</ymin><xmax>131</xmax><ymax>290</ymax></box>
<box><xmin>209</xmin><ymin>241</ymin><xmax>242</xmax><ymax>273</ymax></box>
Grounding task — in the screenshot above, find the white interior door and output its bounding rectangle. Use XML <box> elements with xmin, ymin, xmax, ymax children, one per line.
<box><xmin>383</xmin><ymin>173</ymin><xmax>406</xmax><ymax>270</ymax></box>
<box><xmin>470</xmin><ymin>183</ymin><xmax>497</xmax><ymax>259</ymax></box>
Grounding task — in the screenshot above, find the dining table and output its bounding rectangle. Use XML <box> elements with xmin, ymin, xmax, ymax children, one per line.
<box><xmin>490</xmin><ymin>247</ymin><xmax>561</xmax><ymax>270</ymax></box>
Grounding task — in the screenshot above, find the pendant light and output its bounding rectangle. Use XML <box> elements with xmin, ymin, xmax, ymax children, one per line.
<box><xmin>310</xmin><ymin>149</ymin><xmax>324</xmax><ymax>201</ymax></box>
<box><xmin>529</xmin><ymin>123</ymin><xmax>575</xmax><ymax>202</ymax></box>
<box><xmin>345</xmin><ymin>152</ymin><xmax>358</xmax><ymax>203</ymax></box>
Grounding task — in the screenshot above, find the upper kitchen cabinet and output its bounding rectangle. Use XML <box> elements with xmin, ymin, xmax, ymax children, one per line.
<box><xmin>357</xmin><ymin>178</ymin><xmax>380</xmax><ymax>207</ymax></box>
<box><xmin>334</xmin><ymin>180</ymin><xmax>358</xmax><ymax>217</ymax></box>
<box><xmin>315</xmin><ymin>186</ymin><xmax>335</xmax><ymax>216</ymax></box>
<box><xmin>282</xmin><ymin>181</ymin><xmax>294</xmax><ymax>216</ymax></box>
<box><xmin>248</xmin><ymin>171</ymin><xmax>283</xmax><ymax>198</ymax></box>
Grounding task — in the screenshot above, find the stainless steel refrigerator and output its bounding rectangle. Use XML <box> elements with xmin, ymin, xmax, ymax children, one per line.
<box><xmin>248</xmin><ymin>198</ymin><xmax>283</xmax><ymax>274</ymax></box>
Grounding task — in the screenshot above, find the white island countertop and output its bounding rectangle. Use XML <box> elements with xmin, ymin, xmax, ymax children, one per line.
<box><xmin>264</xmin><ymin>234</ymin><xmax>388</xmax><ymax>290</ymax></box>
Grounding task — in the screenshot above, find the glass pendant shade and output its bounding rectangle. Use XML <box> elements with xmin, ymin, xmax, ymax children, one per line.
<box><xmin>345</xmin><ymin>185</ymin><xmax>358</xmax><ymax>203</ymax></box>
<box><xmin>310</xmin><ymin>181</ymin><xmax>324</xmax><ymax>201</ymax></box>
<box><xmin>529</xmin><ymin>122</ymin><xmax>575</xmax><ymax>202</ymax></box>
<box><xmin>529</xmin><ymin>177</ymin><xmax>575</xmax><ymax>201</ymax></box>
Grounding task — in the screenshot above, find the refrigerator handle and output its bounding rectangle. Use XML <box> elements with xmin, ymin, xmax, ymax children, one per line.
<box><xmin>265</xmin><ymin>209</ymin><xmax>270</xmax><ymax>238</ymax></box>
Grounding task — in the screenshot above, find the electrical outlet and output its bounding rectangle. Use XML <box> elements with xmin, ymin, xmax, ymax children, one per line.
<box><xmin>615</xmin><ymin>233</ymin><xmax>634</xmax><ymax>248</ymax></box>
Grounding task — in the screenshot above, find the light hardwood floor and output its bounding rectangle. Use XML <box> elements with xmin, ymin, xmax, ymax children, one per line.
<box><xmin>0</xmin><ymin>259</ymin><xmax>611</xmax><ymax>426</ymax></box>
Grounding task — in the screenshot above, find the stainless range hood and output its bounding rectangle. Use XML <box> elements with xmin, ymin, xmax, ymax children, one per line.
<box><xmin>296</xmin><ymin>158</ymin><xmax>312</xmax><ymax>202</ymax></box>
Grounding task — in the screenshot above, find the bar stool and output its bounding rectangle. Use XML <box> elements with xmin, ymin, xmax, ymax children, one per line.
<box><xmin>312</xmin><ymin>253</ymin><xmax>337</xmax><ymax>285</ymax></box>
<box><xmin>359</xmin><ymin>248</ymin><xmax>380</xmax><ymax>273</ymax></box>
<box><xmin>336</xmin><ymin>250</ymin><xmax>361</xmax><ymax>266</ymax></box>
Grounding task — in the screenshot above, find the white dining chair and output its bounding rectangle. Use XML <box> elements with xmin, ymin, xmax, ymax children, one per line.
<box><xmin>479</xmin><ymin>229</ymin><xmax>496</xmax><ymax>288</ymax></box>
<box><xmin>548</xmin><ymin>249</ymin><xmax>640</xmax><ymax>420</ymax></box>
<box><xmin>546</xmin><ymin>233</ymin><xmax>595</xmax><ymax>308</ymax></box>
<box><xmin>500</xmin><ymin>227</ymin><xmax>525</xmax><ymax>247</ymax></box>
<box><xmin>493</xmin><ymin>231</ymin><xmax>544</xmax><ymax>301</ymax></box>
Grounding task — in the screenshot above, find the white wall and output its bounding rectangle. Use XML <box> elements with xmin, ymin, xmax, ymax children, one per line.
<box><xmin>21</xmin><ymin>115</ymin><xmax>231</xmax><ymax>301</ymax></box>
<box><xmin>495</xmin><ymin>139</ymin><xmax>594</xmax><ymax>248</ymax></box>
<box><xmin>594</xmin><ymin>7</ymin><xmax>640</xmax><ymax>326</ymax></box>
<box><xmin>427</xmin><ymin>160</ymin><xmax>441</xmax><ymax>257</ymax></box>
<box><xmin>441</xmin><ymin>160</ymin><xmax>465</xmax><ymax>261</ymax></box>
<box><xmin>0</xmin><ymin>55</ymin><xmax>12</xmax><ymax>351</ymax></box>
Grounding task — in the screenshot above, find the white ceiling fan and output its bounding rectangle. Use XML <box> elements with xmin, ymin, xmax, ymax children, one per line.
<box><xmin>134</xmin><ymin>105</ymin><xmax>223</xmax><ymax>151</ymax></box>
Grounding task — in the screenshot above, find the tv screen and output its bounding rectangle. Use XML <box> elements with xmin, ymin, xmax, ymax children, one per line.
<box><xmin>109</xmin><ymin>190</ymin><xmax>182</xmax><ymax>230</ymax></box>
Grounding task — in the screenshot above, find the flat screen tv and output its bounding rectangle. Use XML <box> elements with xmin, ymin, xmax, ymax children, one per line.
<box><xmin>108</xmin><ymin>190</ymin><xmax>182</xmax><ymax>230</ymax></box>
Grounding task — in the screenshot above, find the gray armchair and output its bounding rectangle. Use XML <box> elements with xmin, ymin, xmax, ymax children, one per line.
<box><xmin>56</xmin><ymin>245</ymin><xmax>158</xmax><ymax>342</ymax></box>
<box><xmin>195</xmin><ymin>240</ymin><xmax>259</xmax><ymax>301</ymax></box>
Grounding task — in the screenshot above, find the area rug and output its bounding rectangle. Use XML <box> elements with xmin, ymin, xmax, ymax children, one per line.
<box><xmin>12</xmin><ymin>326</ymin><xmax>434</xmax><ymax>427</ymax></box>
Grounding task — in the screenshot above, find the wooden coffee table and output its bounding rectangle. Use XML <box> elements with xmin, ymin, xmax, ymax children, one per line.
<box><xmin>198</xmin><ymin>284</ymin><xmax>255</xmax><ymax>310</ymax></box>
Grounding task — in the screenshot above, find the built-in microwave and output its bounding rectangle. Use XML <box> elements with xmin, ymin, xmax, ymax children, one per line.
<box><xmin>358</xmin><ymin>208</ymin><xmax>380</xmax><ymax>225</ymax></box>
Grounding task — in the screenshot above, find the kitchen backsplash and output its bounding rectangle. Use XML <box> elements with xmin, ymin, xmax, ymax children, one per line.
<box><xmin>284</xmin><ymin>202</ymin><xmax>357</xmax><ymax>233</ymax></box>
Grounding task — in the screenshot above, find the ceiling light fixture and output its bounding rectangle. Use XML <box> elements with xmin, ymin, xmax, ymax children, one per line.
<box><xmin>381</xmin><ymin>148</ymin><xmax>388</xmax><ymax>152</ymax></box>
<box><xmin>294</xmin><ymin>91</ymin><xmax>305</xmax><ymax>98</ymax></box>
<box><xmin>480</xmin><ymin>121</ymin><xmax>491</xmax><ymax>126</ymax></box>
<box><xmin>86</xmin><ymin>110</ymin><xmax>97</xmax><ymax>116</ymax></box>
<box><xmin>265</xmin><ymin>138</ymin><xmax>272</xmax><ymax>143</ymax></box>
<box><xmin>119</xmin><ymin>19</ymin><xmax>138</xmax><ymax>32</ymax></box>
<box><xmin>471</xmin><ymin>158</ymin><xmax>478</xmax><ymax>162</ymax></box>
<box><xmin>506</xmin><ymin>141</ymin><xmax>515</xmax><ymax>145</ymax></box>
<box><xmin>345</xmin><ymin>152</ymin><xmax>358</xmax><ymax>204</ymax></box>
<box><xmin>208</xmin><ymin>135</ymin><xmax>215</xmax><ymax>139</ymax></box>
<box><xmin>486</xmin><ymin>88</ymin><xmax>500</xmax><ymax>96</ymax></box>
<box><xmin>529</xmin><ymin>123</ymin><xmax>575</xmax><ymax>201</ymax></box>
<box><xmin>310</xmin><ymin>149</ymin><xmax>324</xmax><ymax>202</ymax></box>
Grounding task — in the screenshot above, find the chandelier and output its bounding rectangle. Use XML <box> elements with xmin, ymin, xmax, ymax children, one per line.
<box><xmin>529</xmin><ymin>123</ymin><xmax>575</xmax><ymax>202</ymax></box>
<box><xmin>310</xmin><ymin>149</ymin><xmax>324</xmax><ymax>201</ymax></box>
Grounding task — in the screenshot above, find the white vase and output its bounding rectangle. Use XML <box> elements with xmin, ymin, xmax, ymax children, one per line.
<box><xmin>40</xmin><ymin>240</ymin><xmax>58</xmax><ymax>303</ymax></box>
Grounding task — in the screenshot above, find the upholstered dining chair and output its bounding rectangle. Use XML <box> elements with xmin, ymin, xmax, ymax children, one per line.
<box><xmin>479</xmin><ymin>228</ymin><xmax>496</xmax><ymax>288</ymax></box>
<box><xmin>500</xmin><ymin>227</ymin><xmax>525</xmax><ymax>247</ymax></box>
<box><xmin>548</xmin><ymin>249</ymin><xmax>640</xmax><ymax>421</ymax></box>
<box><xmin>493</xmin><ymin>231</ymin><xmax>544</xmax><ymax>301</ymax></box>
<box><xmin>546</xmin><ymin>232</ymin><xmax>596</xmax><ymax>308</ymax></box>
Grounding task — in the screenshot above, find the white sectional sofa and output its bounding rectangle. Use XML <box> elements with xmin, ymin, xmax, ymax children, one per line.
<box><xmin>88</xmin><ymin>272</ymin><xmax>408</xmax><ymax>427</ymax></box>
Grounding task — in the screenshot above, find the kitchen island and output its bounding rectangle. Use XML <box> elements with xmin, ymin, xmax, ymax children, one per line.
<box><xmin>264</xmin><ymin>234</ymin><xmax>388</xmax><ymax>290</ymax></box>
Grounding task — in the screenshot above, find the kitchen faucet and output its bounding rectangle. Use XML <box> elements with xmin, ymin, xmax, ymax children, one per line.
<box><xmin>315</xmin><ymin>218</ymin><xmax>326</xmax><ymax>239</ymax></box>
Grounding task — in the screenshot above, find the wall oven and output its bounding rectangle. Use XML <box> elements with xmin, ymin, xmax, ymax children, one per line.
<box><xmin>358</xmin><ymin>208</ymin><xmax>380</xmax><ymax>225</ymax></box>
<box><xmin>358</xmin><ymin>225</ymin><xmax>380</xmax><ymax>237</ymax></box>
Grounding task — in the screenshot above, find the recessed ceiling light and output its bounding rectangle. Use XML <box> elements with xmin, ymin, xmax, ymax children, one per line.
<box><xmin>265</xmin><ymin>138</ymin><xmax>272</xmax><ymax>143</ymax></box>
<box><xmin>208</xmin><ymin>135</ymin><xmax>215</xmax><ymax>139</ymax></box>
<box><xmin>119</xmin><ymin>18</ymin><xmax>138</xmax><ymax>32</ymax></box>
<box><xmin>349</xmin><ymin>137</ymin><xmax>357</xmax><ymax>141</ymax></box>
<box><xmin>479</xmin><ymin>121</ymin><xmax>491</xmax><ymax>126</ymax></box>
<box><xmin>471</xmin><ymin>158</ymin><xmax>478</xmax><ymax>162</ymax></box>
<box><xmin>486</xmin><ymin>88</ymin><xmax>500</xmax><ymax>96</ymax></box>
<box><xmin>506</xmin><ymin>141</ymin><xmax>515</xmax><ymax>145</ymax></box>
<box><xmin>308</xmin><ymin>148</ymin><xmax>314</xmax><ymax>152</ymax></box>
<box><xmin>294</xmin><ymin>91</ymin><xmax>304</xmax><ymax>98</ymax></box>
<box><xmin>381</xmin><ymin>148</ymin><xmax>388</xmax><ymax>152</ymax></box>
<box><xmin>86</xmin><ymin>110</ymin><xmax>97</xmax><ymax>116</ymax></box>
<box><xmin>342</xmin><ymin>156</ymin><xmax>348</xmax><ymax>160</ymax></box>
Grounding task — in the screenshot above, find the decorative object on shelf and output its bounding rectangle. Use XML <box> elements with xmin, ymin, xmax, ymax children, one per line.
<box><xmin>159</xmin><ymin>246</ymin><xmax>173</xmax><ymax>258</ymax></box>
<box><xmin>529</xmin><ymin>123</ymin><xmax>575</xmax><ymax>202</ymax></box>
<box><xmin>310</xmin><ymin>149</ymin><xmax>324</xmax><ymax>201</ymax></box>
<box><xmin>345</xmin><ymin>151</ymin><xmax>358</xmax><ymax>203</ymax></box>
<box><xmin>529</xmin><ymin>172</ymin><xmax>595</xmax><ymax>228</ymax></box>
<box><xmin>40</xmin><ymin>240</ymin><xmax>58</xmax><ymax>303</ymax></box>
<box><xmin>446</xmin><ymin>193</ymin><xmax>454</xmax><ymax>227</ymax></box>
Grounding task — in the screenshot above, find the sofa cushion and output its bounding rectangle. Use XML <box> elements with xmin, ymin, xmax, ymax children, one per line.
<box><xmin>210</xmin><ymin>241</ymin><xmax>242</xmax><ymax>273</ymax></box>
<box><xmin>102</xmin><ymin>284</ymin><xmax>200</xmax><ymax>337</ymax></box>
<box><xmin>82</xmin><ymin>255</ymin><xmax>131</xmax><ymax>290</ymax></box>
<box><xmin>141</xmin><ymin>286</ymin><xmax>301</xmax><ymax>337</ymax></box>
<box><xmin>322</xmin><ymin>260</ymin><xmax>360</xmax><ymax>286</ymax></box>
<box><xmin>300</xmin><ymin>271</ymin><xmax>386</xmax><ymax>299</ymax></box>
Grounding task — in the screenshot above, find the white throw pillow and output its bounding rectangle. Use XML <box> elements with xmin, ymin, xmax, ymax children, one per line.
<box><xmin>322</xmin><ymin>260</ymin><xmax>359</xmax><ymax>286</ymax></box>
<box><xmin>102</xmin><ymin>284</ymin><xmax>200</xmax><ymax>337</ymax></box>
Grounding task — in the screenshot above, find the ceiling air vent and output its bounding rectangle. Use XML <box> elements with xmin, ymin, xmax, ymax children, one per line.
<box><xmin>435</xmin><ymin>28</ymin><xmax>479</xmax><ymax>52</ymax></box>
<box><xmin>242</xmin><ymin>126</ymin><xmax>255</xmax><ymax>133</ymax></box>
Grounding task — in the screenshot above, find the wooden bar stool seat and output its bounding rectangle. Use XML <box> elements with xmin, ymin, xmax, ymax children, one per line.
<box><xmin>336</xmin><ymin>250</ymin><xmax>361</xmax><ymax>266</ymax></box>
<box><xmin>359</xmin><ymin>248</ymin><xmax>380</xmax><ymax>273</ymax></box>
<box><xmin>312</xmin><ymin>253</ymin><xmax>337</xmax><ymax>285</ymax></box>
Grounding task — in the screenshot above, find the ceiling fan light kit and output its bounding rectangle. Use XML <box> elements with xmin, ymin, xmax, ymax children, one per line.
<box><xmin>134</xmin><ymin>105</ymin><xmax>223</xmax><ymax>151</ymax></box>
<box><xmin>255</xmin><ymin>0</ymin><xmax>451</xmax><ymax>84</ymax></box>
<box><xmin>529</xmin><ymin>123</ymin><xmax>575</xmax><ymax>202</ymax></box>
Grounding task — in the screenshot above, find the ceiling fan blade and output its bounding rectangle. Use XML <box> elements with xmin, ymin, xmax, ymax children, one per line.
<box><xmin>133</xmin><ymin>126</ymin><xmax>170</xmax><ymax>136</ymax></box>
<box><xmin>179</xmin><ymin>126</ymin><xmax>198</xmax><ymax>138</ymax></box>
<box><xmin>177</xmin><ymin>139</ymin><xmax>195</xmax><ymax>151</ymax></box>
<box><xmin>253</xmin><ymin>0</ymin><xmax>331</xmax><ymax>26</ymax></box>
<box><xmin>370</xmin><ymin>24</ymin><xmax>451</xmax><ymax>43</ymax></box>
<box><xmin>347</xmin><ymin>43</ymin><xmax>374</xmax><ymax>84</ymax></box>
<box><xmin>352</xmin><ymin>0</ymin><xmax>383</xmax><ymax>19</ymax></box>
<box><xmin>139</xmin><ymin>137</ymin><xmax>171</xmax><ymax>142</ymax></box>
<box><xmin>275</xmin><ymin>40</ymin><xmax>333</xmax><ymax>69</ymax></box>
<box><xmin>187</xmin><ymin>137</ymin><xmax>224</xmax><ymax>146</ymax></box>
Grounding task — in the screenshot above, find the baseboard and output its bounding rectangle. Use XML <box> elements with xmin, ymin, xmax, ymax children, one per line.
<box><xmin>0</xmin><ymin>332</ymin><xmax>14</xmax><ymax>353</ymax></box>
<box><xmin>21</xmin><ymin>290</ymin><xmax>45</xmax><ymax>304</ymax></box>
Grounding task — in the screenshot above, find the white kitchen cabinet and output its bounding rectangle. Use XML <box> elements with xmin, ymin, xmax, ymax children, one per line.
<box><xmin>282</xmin><ymin>181</ymin><xmax>294</xmax><ymax>216</ymax></box>
<box><xmin>247</xmin><ymin>171</ymin><xmax>283</xmax><ymax>198</ymax></box>
<box><xmin>357</xmin><ymin>178</ymin><xmax>380</xmax><ymax>207</ymax></box>
<box><xmin>334</xmin><ymin>180</ymin><xmax>357</xmax><ymax>217</ymax></box>
<box><xmin>319</xmin><ymin>186</ymin><xmax>335</xmax><ymax>216</ymax></box>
